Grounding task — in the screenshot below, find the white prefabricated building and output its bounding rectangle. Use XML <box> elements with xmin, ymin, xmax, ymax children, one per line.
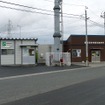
<box><xmin>0</xmin><ymin>38</ymin><xmax>38</xmax><ymax>65</ymax></box>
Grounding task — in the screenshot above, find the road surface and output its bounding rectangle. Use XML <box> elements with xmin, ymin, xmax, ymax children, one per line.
<box><xmin>0</xmin><ymin>66</ymin><xmax>105</xmax><ymax>105</ymax></box>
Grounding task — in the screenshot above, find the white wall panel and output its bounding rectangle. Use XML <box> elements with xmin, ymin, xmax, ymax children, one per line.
<box><xmin>15</xmin><ymin>40</ymin><xmax>21</xmax><ymax>64</ymax></box>
<box><xmin>1</xmin><ymin>55</ymin><xmax>14</xmax><ymax>65</ymax></box>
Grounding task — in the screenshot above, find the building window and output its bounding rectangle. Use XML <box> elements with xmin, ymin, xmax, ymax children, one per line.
<box><xmin>23</xmin><ymin>47</ymin><xmax>29</xmax><ymax>56</ymax></box>
<box><xmin>23</xmin><ymin>47</ymin><xmax>34</xmax><ymax>56</ymax></box>
<box><xmin>72</xmin><ymin>49</ymin><xmax>81</xmax><ymax>57</ymax></box>
<box><xmin>29</xmin><ymin>49</ymin><xmax>34</xmax><ymax>56</ymax></box>
<box><xmin>1</xmin><ymin>49</ymin><xmax>14</xmax><ymax>55</ymax></box>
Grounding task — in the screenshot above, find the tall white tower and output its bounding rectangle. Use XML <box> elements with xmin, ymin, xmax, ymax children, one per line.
<box><xmin>53</xmin><ymin>0</ymin><xmax>62</xmax><ymax>53</ymax></box>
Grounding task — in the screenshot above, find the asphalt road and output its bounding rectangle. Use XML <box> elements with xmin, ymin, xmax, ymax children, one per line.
<box><xmin>0</xmin><ymin>64</ymin><xmax>84</xmax><ymax>78</ymax></box>
<box><xmin>2</xmin><ymin>76</ymin><xmax>105</xmax><ymax>105</ymax></box>
<box><xmin>0</xmin><ymin>66</ymin><xmax>105</xmax><ymax>105</ymax></box>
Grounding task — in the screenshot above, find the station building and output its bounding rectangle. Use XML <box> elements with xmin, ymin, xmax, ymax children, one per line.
<box><xmin>63</xmin><ymin>35</ymin><xmax>105</xmax><ymax>62</ymax></box>
<box><xmin>0</xmin><ymin>38</ymin><xmax>38</xmax><ymax>65</ymax></box>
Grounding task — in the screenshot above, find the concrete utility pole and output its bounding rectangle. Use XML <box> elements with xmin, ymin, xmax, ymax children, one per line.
<box><xmin>85</xmin><ymin>6</ymin><xmax>89</xmax><ymax>66</ymax></box>
<box><xmin>100</xmin><ymin>12</ymin><xmax>105</xmax><ymax>35</ymax></box>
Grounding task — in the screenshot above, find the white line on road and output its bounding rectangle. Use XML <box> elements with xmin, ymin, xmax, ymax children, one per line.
<box><xmin>0</xmin><ymin>67</ymin><xmax>88</xmax><ymax>81</ymax></box>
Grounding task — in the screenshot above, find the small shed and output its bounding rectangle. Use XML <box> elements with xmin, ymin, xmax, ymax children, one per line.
<box><xmin>0</xmin><ymin>38</ymin><xmax>38</xmax><ymax>65</ymax></box>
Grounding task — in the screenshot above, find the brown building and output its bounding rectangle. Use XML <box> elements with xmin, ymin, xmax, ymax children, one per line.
<box><xmin>63</xmin><ymin>35</ymin><xmax>105</xmax><ymax>62</ymax></box>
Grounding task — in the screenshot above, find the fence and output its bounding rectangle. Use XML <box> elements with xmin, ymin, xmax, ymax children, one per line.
<box><xmin>46</xmin><ymin>52</ymin><xmax>71</xmax><ymax>66</ymax></box>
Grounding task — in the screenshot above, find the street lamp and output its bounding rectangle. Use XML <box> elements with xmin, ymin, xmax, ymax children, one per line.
<box><xmin>17</xmin><ymin>25</ymin><xmax>21</xmax><ymax>38</ymax></box>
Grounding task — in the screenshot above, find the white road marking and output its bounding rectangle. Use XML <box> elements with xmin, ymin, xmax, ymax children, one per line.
<box><xmin>0</xmin><ymin>67</ymin><xmax>89</xmax><ymax>81</ymax></box>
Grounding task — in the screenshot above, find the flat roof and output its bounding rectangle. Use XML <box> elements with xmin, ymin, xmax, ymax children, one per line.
<box><xmin>70</xmin><ymin>34</ymin><xmax>105</xmax><ymax>37</ymax></box>
<box><xmin>0</xmin><ymin>38</ymin><xmax>38</xmax><ymax>41</ymax></box>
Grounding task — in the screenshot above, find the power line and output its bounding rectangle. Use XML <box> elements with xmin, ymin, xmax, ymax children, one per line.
<box><xmin>0</xmin><ymin>4</ymin><xmax>82</xmax><ymax>19</ymax></box>
<box><xmin>0</xmin><ymin>0</ymin><xmax>103</xmax><ymax>29</ymax></box>
<box><xmin>0</xmin><ymin>0</ymin><xmax>54</xmax><ymax>13</ymax></box>
<box><xmin>0</xmin><ymin>0</ymin><xmax>81</xmax><ymax>17</ymax></box>
<box><xmin>0</xmin><ymin>4</ymin><xmax>103</xmax><ymax>28</ymax></box>
<box><xmin>79</xmin><ymin>14</ymin><xmax>104</xmax><ymax>28</ymax></box>
<box><xmin>43</xmin><ymin>0</ymin><xmax>104</xmax><ymax>22</ymax></box>
<box><xmin>0</xmin><ymin>5</ymin><xmax>54</xmax><ymax>15</ymax></box>
<box><xmin>88</xmin><ymin>19</ymin><xmax>103</xmax><ymax>28</ymax></box>
<box><xmin>43</xmin><ymin>0</ymin><xmax>85</xmax><ymax>7</ymax></box>
<box><xmin>88</xmin><ymin>8</ymin><xmax>103</xmax><ymax>25</ymax></box>
<box><xmin>42</xmin><ymin>0</ymin><xmax>53</xmax><ymax>2</ymax></box>
<box><xmin>89</xmin><ymin>9</ymin><xmax>100</xmax><ymax>18</ymax></box>
<box><xmin>63</xmin><ymin>13</ymin><xmax>81</xmax><ymax>17</ymax></box>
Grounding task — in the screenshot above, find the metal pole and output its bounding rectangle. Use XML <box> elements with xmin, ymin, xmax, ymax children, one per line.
<box><xmin>17</xmin><ymin>25</ymin><xmax>21</xmax><ymax>38</ymax></box>
<box><xmin>49</xmin><ymin>45</ymin><xmax>52</xmax><ymax>66</ymax></box>
<box><xmin>100</xmin><ymin>12</ymin><xmax>105</xmax><ymax>35</ymax></box>
<box><xmin>85</xmin><ymin>7</ymin><xmax>89</xmax><ymax>66</ymax></box>
<box><xmin>104</xmin><ymin>12</ymin><xmax>105</xmax><ymax>35</ymax></box>
<box><xmin>7</xmin><ymin>19</ymin><xmax>12</xmax><ymax>38</ymax></box>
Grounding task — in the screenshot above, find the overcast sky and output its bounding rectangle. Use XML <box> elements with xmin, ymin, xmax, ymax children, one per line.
<box><xmin>0</xmin><ymin>0</ymin><xmax>105</xmax><ymax>44</ymax></box>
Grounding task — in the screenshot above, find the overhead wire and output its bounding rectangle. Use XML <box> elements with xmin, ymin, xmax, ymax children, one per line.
<box><xmin>0</xmin><ymin>5</ymin><xmax>54</xmax><ymax>16</ymax></box>
<box><xmin>88</xmin><ymin>9</ymin><xmax>103</xmax><ymax>23</ymax></box>
<box><xmin>43</xmin><ymin>0</ymin><xmax>104</xmax><ymax>35</ymax></box>
<box><xmin>43</xmin><ymin>0</ymin><xmax>85</xmax><ymax>7</ymax></box>
<box><xmin>0</xmin><ymin>0</ymin><xmax>104</xmax><ymax>29</ymax></box>
<box><xmin>0</xmin><ymin>4</ymin><xmax>103</xmax><ymax>29</ymax></box>
<box><xmin>88</xmin><ymin>19</ymin><xmax>103</xmax><ymax>28</ymax></box>
<box><xmin>0</xmin><ymin>0</ymin><xmax>81</xmax><ymax>17</ymax></box>
<box><xmin>0</xmin><ymin>4</ymin><xmax>81</xmax><ymax>19</ymax></box>
<box><xmin>0</xmin><ymin>0</ymin><xmax>54</xmax><ymax>12</ymax></box>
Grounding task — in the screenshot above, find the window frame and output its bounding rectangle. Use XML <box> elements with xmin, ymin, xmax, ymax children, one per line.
<box><xmin>1</xmin><ymin>49</ymin><xmax>14</xmax><ymax>55</ymax></box>
<box><xmin>72</xmin><ymin>49</ymin><xmax>81</xmax><ymax>58</ymax></box>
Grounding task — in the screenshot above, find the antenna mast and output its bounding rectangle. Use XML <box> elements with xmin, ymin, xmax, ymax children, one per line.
<box><xmin>7</xmin><ymin>19</ymin><xmax>12</xmax><ymax>38</ymax></box>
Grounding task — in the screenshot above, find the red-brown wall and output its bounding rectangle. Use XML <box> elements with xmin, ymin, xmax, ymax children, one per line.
<box><xmin>63</xmin><ymin>35</ymin><xmax>105</xmax><ymax>62</ymax></box>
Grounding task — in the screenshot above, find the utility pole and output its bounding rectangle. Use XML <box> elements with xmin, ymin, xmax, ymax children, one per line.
<box><xmin>85</xmin><ymin>6</ymin><xmax>89</xmax><ymax>66</ymax></box>
<box><xmin>100</xmin><ymin>12</ymin><xmax>105</xmax><ymax>35</ymax></box>
<box><xmin>7</xmin><ymin>19</ymin><xmax>12</xmax><ymax>38</ymax></box>
<box><xmin>17</xmin><ymin>25</ymin><xmax>21</xmax><ymax>38</ymax></box>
